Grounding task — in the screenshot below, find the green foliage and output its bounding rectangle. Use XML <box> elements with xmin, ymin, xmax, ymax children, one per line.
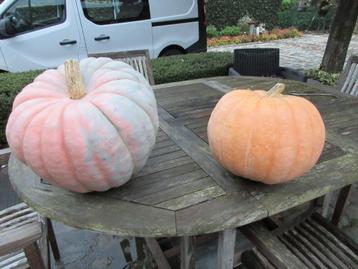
<box><xmin>152</xmin><ymin>52</ymin><xmax>233</xmax><ymax>85</ymax></box>
<box><xmin>206</xmin><ymin>0</ymin><xmax>281</xmax><ymax>30</ymax></box>
<box><xmin>0</xmin><ymin>52</ymin><xmax>233</xmax><ymax>147</ymax></box>
<box><xmin>245</xmin><ymin>0</ymin><xmax>281</xmax><ymax>29</ymax></box>
<box><xmin>0</xmin><ymin>70</ymin><xmax>42</xmax><ymax>147</ymax></box>
<box><xmin>207</xmin><ymin>24</ymin><xmax>251</xmax><ymax>38</ymax></box>
<box><xmin>220</xmin><ymin>26</ymin><xmax>243</xmax><ymax>36</ymax></box>
<box><xmin>278</xmin><ymin>6</ymin><xmax>335</xmax><ymax>31</ymax></box>
<box><xmin>206</xmin><ymin>0</ymin><xmax>241</xmax><ymax>30</ymax></box>
<box><xmin>207</xmin><ymin>25</ymin><xmax>220</xmax><ymax>38</ymax></box>
<box><xmin>280</xmin><ymin>0</ymin><xmax>300</xmax><ymax>10</ymax></box>
<box><xmin>305</xmin><ymin>69</ymin><xmax>340</xmax><ymax>86</ymax></box>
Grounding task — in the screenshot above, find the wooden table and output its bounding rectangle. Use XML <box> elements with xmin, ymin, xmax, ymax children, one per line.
<box><xmin>8</xmin><ymin>76</ymin><xmax>358</xmax><ymax>269</ymax></box>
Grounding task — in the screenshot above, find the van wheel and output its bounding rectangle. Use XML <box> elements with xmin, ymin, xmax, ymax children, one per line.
<box><xmin>160</xmin><ymin>48</ymin><xmax>184</xmax><ymax>57</ymax></box>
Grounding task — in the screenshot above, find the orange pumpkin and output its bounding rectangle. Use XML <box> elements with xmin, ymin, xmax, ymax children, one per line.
<box><xmin>207</xmin><ymin>83</ymin><xmax>325</xmax><ymax>184</ymax></box>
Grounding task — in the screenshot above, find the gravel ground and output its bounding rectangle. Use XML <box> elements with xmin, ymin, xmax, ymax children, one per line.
<box><xmin>209</xmin><ymin>33</ymin><xmax>358</xmax><ymax>71</ymax></box>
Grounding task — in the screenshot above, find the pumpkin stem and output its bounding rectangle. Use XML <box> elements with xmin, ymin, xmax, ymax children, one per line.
<box><xmin>64</xmin><ymin>59</ymin><xmax>86</xmax><ymax>99</ymax></box>
<box><xmin>267</xmin><ymin>83</ymin><xmax>285</xmax><ymax>97</ymax></box>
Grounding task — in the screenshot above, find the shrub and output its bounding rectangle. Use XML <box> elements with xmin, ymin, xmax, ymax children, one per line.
<box><xmin>220</xmin><ymin>26</ymin><xmax>242</xmax><ymax>37</ymax></box>
<box><xmin>152</xmin><ymin>52</ymin><xmax>233</xmax><ymax>84</ymax></box>
<box><xmin>305</xmin><ymin>69</ymin><xmax>340</xmax><ymax>86</ymax></box>
<box><xmin>0</xmin><ymin>52</ymin><xmax>233</xmax><ymax>147</ymax></box>
<box><xmin>0</xmin><ymin>70</ymin><xmax>42</xmax><ymax>148</ymax></box>
<box><xmin>206</xmin><ymin>0</ymin><xmax>280</xmax><ymax>30</ymax></box>
<box><xmin>278</xmin><ymin>6</ymin><xmax>335</xmax><ymax>31</ymax></box>
<box><xmin>207</xmin><ymin>25</ymin><xmax>220</xmax><ymax>38</ymax></box>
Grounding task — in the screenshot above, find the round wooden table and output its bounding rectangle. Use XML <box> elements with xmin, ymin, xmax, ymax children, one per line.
<box><xmin>9</xmin><ymin>76</ymin><xmax>358</xmax><ymax>269</ymax></box>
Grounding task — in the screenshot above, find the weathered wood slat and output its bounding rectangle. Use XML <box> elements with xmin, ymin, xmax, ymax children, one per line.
<box><xmin>135</xmin><ymin>177</ymin><xmax>216</xmax><ymax>205</ymax></box>
<box><xmin>9</xmin><ymin>156</ymin><xmax>176</xmax><ymax>237</ymax></box>
<box><xmin>150</xmin><ymin>144</ymin><xmax>182</xmax><ymax>158</ymax></box>
<box><xmin>282</xmin><ymin>231</ymin><xmax>327</xmax><ymax>268</ymax></box>
<box><xmin>306</xmin><ymin>218</ymin><xmax>358</xmax><ymax>264</ymax></box>
<box><xmin>155</xmin><ymin>186</ymin><xmax>225</xmax><ymax>211</ymax></box>
<box><xmin>241</xmin><ymin>248</ymin><xmax>276</xmax><ymax>269</ymax></box>
<box><xmin>119</xmin><ymin>170</ymin><xmax>208</xmax><ymax>201</ymax></box>
<box><xmin>137</xmin><ymin>155</ymin><xmax>193</xmax><ymax>178</ymax></box>
<box><xmin>246</xmin><ymin>154</ymin><xmax>358</xmax><ymax>217</ymax></box>
<box><xmin>301</xmin><ymin>221</ymin><xmax>356</xmax><ymax>268</ymax></box>
<box><xmin>176</xmin><ymin>192</ymin><xmax>267</xmax><ymax>236</ymax></box>
<box><xmin>331</xmin><ymin>185</ymin><xmax>352</xmax><ymax>226</ymax></box>
<box><xmin>23</xmin><ymin>242</ymin><xmax>46</xmax><ymax>269</ymax></box>
<box><xmin>0</xmin><ymin>208</ymin><xmax>33</xmax><ymax>225</ymax></box>
<box><xmin>118</xmin><ymin>163</ymin><xmax>202</xmax><ymax>191</ymax></box>
<box><xmin>145</xmin><ymin>238</ymin><xmax>171</xmax><ymax>269</ymax></box>
<box><xmin>294</xmin><ymin>225</ymin><xmax>343</xmax><ymax>268</ymax></box>
<box><xmin>0</xmin><ymin>251</ymin><xmax>27</xmax><ymax>269</ymax></box>
<box><xmin>158</xmin><ymin>106</ymin><xmax>242</xmax><ymax>192</ymax></box>
<box><xmin>180</xmin><ymin>236</ymin><xmax>195</xmax><ymax>269</ymax></box>
<box><xmin>310</xmin><ymin>214</ymin><xmax>358</xmax><ymax>261</ymax></box>
<box><xmin>0</xmin><ymin>222</ymin><xmax>42</xmax><ymax>256</ymax></box>
<box><xmin>278</xmin><ymin>235</ymin><xmax>316</xmax><ymax>269</ymax></box>
<box><xmin>217</xmin><ymin>228</ymin><xmax>237</xmax><ymax>269</ymax></box>
<box><xmin>241</xmin><ymin>222</ymin><xmax>305</xmax><ymax>269</ymax></box>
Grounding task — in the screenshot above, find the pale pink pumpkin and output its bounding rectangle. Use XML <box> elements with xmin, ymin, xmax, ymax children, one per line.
<box><xmin>6</xmin><ymin>58</ymin><xmax>159</xmax><ymax>193</ymax></box>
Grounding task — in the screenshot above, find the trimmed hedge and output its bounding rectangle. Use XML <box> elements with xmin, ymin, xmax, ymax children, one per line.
<box><xmin>152</xmin><ymin>52</ymin><xmax>233</xmax><ymax>84</ymax></box>
<box><xmin>0</xmin><ymin>52</ymin><xmax>233</xmax><ymax>147</ymax></box>
<box><xmin>278</xmin><ymin>6</ymin><xmax>335</xmax><ymax>31</ymax></box>
<box><xmin>206</xmin><ymin>0</ymin><xmax>281</xmax><ymax>30</ymax></box>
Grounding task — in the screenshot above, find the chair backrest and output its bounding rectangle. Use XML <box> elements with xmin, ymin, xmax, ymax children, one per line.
<box><xmin>88</xmin><ymin>50</ymin><xmax>155</xmax><ymax>85</ymax></box>
<box><xmin>338</xmin><ymin>55</ymin><xmax>358</xmax><ymax>96</ymax></box>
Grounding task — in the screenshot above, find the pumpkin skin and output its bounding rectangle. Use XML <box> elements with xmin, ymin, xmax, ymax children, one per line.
<box><xmin>6</xmin><ymin>58</ymin><xmax>159</xmax><ymax>193</ymax></box>
<box><xmin>207</xmin><ymin>86</ymin><xmax>325</xmax><ymax>184</ymax></box>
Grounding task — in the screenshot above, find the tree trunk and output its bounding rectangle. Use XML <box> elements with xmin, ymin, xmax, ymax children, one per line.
<box><xmin>320</xmin><ymin>0</ymin><xmax>358</xmax><ymax>73</ymax></box>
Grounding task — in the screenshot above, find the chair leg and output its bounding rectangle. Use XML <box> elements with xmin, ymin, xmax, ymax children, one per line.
<box><xmin>24</xmin><ymin>242</ymin><xmax>46</xmax><ymax>269</ymax></box>
<box><xmin>331</xmin><ymin>185</ymin><xmax>352</xmax><ymax>226</ymax></box>
<box><xmin>180</xmin><ymin>236</ymin><xmax>195</xmax><ymax>269</ymax></box>
<box><xmin>46</xmin><ymin>218</ymin><xmax>61</xmax><ymax>262</ymax></box>
<box><xmin>322</xmin><ymin>192</ymin><xmax>334</xmax><ymax>218</ymax></box>
<box><xmin>120</xmin><ymin>238</ymin><xmax>133</xmax><ymax>263</ymax></box>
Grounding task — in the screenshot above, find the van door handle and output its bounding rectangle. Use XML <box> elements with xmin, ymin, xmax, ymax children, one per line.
<box><xmin>60</xmin><ymin>39</ymin><xmax>77</xmax><ymax>46</ymax></box>
<box><xmin>94</xmin><ymin>35</ymin><xmax>110</xmax><ymax>41</ymax></box>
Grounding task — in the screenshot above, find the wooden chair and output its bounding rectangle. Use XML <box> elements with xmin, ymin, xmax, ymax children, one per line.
<box><xmin>0</xmin><ymin>203</ymin><xmax>61</xmax><ymax>269</ymax></box>
<box><xmin>88</xmin><ymin>50</ymin><xmax>155</xmax><ymax>86</ymax></box>
<box><xmin>338</xmin><ymin>55</ymin><xmax>358</xmax><ymax>96</ymax></box>
<box><xmin>240</xmin><ymin>186</ymin><xmax>358</xmax><ymax>269</ymax></box>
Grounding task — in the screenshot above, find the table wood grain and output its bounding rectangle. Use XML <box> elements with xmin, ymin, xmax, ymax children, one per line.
<box><xmin>8</xmin><ymin>76</ymin><xmax>358</xmax><ymax>237</ymax></box>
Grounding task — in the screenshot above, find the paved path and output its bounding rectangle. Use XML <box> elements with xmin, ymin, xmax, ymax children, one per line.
<box><xmin>209</xmin><ymin>33</ymin><xmax>358</xmax><ymax>71</ymax></box>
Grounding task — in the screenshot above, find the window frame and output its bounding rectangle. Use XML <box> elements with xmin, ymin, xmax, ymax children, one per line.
<box><xmin>0</xmin><ymin>0</ymin><xmax>67</xmax><ymax>38</ymax></box>
<box><xmin>81</xmin><ymin>0</ymin><xmax>151</xmax><ymax>25</ymax></box>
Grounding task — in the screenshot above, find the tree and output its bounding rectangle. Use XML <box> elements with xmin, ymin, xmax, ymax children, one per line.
<box><xmin>320</xmin><ymin>0</ymin><xmax>358</xmax><ymax>73</ymax></box>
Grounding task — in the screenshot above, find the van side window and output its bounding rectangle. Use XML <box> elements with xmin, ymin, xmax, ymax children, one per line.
<box><xmin>81</xmin><ymin>0</ymin><xmax>150</xmax><ymax>25</ymax></box>
<box><xmin>2</xmin><ymin>0</ymin><xmax>65</xmax><ymax>34</ymax></box>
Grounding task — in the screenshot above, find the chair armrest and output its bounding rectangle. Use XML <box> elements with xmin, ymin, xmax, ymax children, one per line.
<box><xmin>0</xmin><ymin>222</ymin><xmax>43</xmax><ymax>256</ymax></box>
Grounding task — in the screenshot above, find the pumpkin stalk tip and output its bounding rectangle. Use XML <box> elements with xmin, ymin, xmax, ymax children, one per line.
<box><xmin>267</xmin><ymin>83</ymin><xmax>286</xmax><ymax>97</ymax></box>
<box><xmin>64</xmin><ymin>59</ymin><xmax>86</xmax><ymax>99</ymax></box>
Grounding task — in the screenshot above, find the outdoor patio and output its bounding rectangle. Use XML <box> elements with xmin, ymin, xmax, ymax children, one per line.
<box><xmin>1</xmin><ymin>0</ymin><xmax>358</xmax><ymax>268</ymax></box>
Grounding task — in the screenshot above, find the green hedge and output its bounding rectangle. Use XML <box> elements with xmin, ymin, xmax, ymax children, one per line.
<box><xmin>0</xmin><ymin>52</ymin><xmax>233</xmax><ymax>147</ymax></box>
<box><xmin>206</xmin><ymin>0</ymin><xmax>281</xmax><ymax>30</ymax></box>
<box><xmin>278</xmin><ymin>6</ymin><xmax>335</xmax><ymax>31</ymax></box>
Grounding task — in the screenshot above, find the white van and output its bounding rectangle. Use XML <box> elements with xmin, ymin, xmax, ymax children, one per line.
<box><xmin>0</xmin><ymin>0</ymin><xmax>207</xmax><ymax>72</ymax></box>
